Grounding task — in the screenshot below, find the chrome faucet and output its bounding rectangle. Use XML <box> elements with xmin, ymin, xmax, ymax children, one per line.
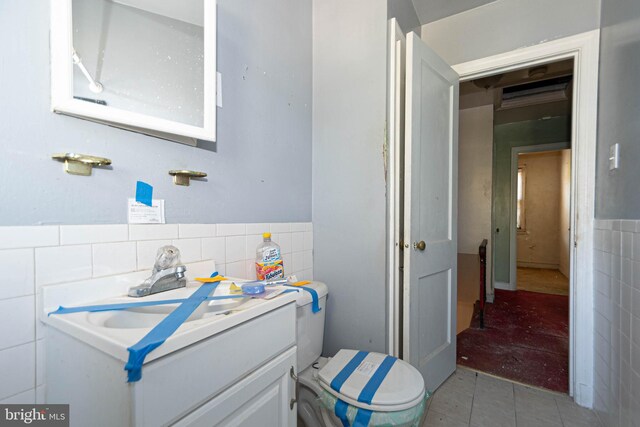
<box><xmin>128</xmin><ymin>246</ymin><xmax>187</xmax><ymax>297</ymax></box>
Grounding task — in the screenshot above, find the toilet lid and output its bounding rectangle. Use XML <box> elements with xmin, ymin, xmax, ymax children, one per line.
<box><xmin>317</xmin><ymin>349</ymin><xmax>425</xmax><ymax>412</ymax></box>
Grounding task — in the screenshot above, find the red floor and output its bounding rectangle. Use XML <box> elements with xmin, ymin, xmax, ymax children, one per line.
<box><xmin>456</xmin><ymin>289</ymin><xmax>569</xmax><ymax>393</ymax></box>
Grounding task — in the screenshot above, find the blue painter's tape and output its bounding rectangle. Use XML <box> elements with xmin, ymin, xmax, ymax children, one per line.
<box><xmin>358</xmin><ymin>355</ymin><xmax>397</xmax><ymax>404</ymax></box>
<box><xmin>330</xmin><ymin>351</ymin><xmax>369</xmax><ymax>393</ymax></box>
<box><xmin>353</xmin><ymin>408</ymin><xmax>373</xmax><ymax>427</ymax></box>
<box><xmin>284</xmin><ymin>285</ymin><xmax>321</xmax><ymax>313</ymax></box>
<box><xmin>334</xmin><ymin>399</ymin><xmax>350</xmax><ymax>427</ymax></box>
<box><xmin>125</xmin><ymin>284</ymin><xmax>216</xmax><ymax>382</ymax></box>
<box><xmin>124</xmin><ymin>274</ymin><xmax>220</xmax><ymax>382</ymax></box>
<box><xmin>135</xmin><ymin>181</ymin><xmax>153</xmax><ymax>207</ymax></box>
<box><xmin>48</xmin><ymin>295</ymin><xmax>245</xmax><ymax>316</ymax></box>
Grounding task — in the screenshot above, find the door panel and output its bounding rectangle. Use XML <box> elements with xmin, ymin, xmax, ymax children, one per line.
<box><xmin>403</xmin><ymin>32</ymin><xmax>459</xmax><ymax>391</ymax></box>
<box><xmin>174</xmin><ymin>347</ymin><xmax>296</xmax><ymax>427</ymax></box>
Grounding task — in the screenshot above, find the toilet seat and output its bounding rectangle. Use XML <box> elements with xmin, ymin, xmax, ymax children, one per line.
<box><xmin>316</xmin><ymin>349</ymin><xmax>425</xmax><ymax>412</ymax></box>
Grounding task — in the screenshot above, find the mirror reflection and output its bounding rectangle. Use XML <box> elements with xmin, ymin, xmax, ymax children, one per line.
<box><xmin>71</xmin><ymin>0</ymin><xmax>205</xmax><ymax>127</ymax></box>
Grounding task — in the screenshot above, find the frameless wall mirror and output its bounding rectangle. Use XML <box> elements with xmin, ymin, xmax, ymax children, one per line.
<box><xmin>51</xmin><ymin>0</ymin><xmax>216</xmax><ymax>146</ymax></box>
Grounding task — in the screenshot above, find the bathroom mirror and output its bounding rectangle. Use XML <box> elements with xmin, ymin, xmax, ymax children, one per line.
<box><xmin>51</xmin><ymin>0</ymin><xmax>216</xmax><ymax>145</ymax></box>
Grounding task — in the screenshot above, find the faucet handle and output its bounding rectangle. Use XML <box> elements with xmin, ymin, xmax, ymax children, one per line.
<box><xmin>152</xmin><ymin>245</ymin><xmax>182</xmax><ymax>273</ymax></box>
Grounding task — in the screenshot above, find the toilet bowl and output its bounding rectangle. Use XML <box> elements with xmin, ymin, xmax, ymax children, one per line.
<box><xmin>293</xmin><ymin>282</ymin><xmax>426</xmax><ymax>427</ymax></box>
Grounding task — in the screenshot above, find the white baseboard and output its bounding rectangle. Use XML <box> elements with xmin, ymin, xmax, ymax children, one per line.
<box><xmin>517</xmin><ymin>261</ymin><xmax>560</xmax><ymax>270</ymax></box>
<box><xmin>494</xmin><ymin>281</ymin><xmax>516</xmax><ymax>291</ymax></box>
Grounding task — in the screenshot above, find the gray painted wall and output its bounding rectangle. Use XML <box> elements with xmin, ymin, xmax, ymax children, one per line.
<box><xmin>388</xmin><ymin>0</ymin><xmax>420</xmax><ymax>34</ymax></box>
<box><xmin>420</xmin><ymin>0</ymin><xmax>601</xmax><ymax>65</ymax></box>
<box><xmin>493</xmin><ymin>117</ymin><xmax>571</xmax><ymax>284</ymax></box>
<box><xmin>0</xmin><ymin>0</ymin><xmax>311</xmax><ymax>226</ymax></box>
<box><xmin>595</xmin><ymin>0</ymin><xmax>640</xmax><ymax>219</ymax></box>
<box><xmin>411</xmin><ymin>0</ymin><xmax>496</xmax><ymax>25</ymax></box>
<box><xmin>313</xmin><ymin>0</ymin><xmax>389</xmax><ymax>356</ymax></box>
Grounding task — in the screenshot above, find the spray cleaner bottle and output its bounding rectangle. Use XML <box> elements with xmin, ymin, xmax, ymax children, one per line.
<box><xmin>255</xmin><ymin>232</ymin><xmax>284</xmax><ymax>280</ymax></box>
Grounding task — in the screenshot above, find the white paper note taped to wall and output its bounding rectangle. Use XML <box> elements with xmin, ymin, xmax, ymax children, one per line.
<box><xmin>127</xmin><ymin>199</ymin><xmax>165</xmax><ymax>224</ymax></box>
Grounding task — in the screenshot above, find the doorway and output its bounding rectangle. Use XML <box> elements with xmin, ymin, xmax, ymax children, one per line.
<box><xmin>387</xmin><ymin>26</ymin><xmax>598</xmax><ymax>405</ymax></box>
<box><xmin>455</xmin><ymin>59</ymin><xmax>574</xmax><ymax>393</ymax></box>
<box><xmin>515</xmin><ymin>148</ymin><xmax>572</xmax><ymax>297</ymax></box>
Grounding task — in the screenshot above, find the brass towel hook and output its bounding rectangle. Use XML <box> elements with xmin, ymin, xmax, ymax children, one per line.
<box><xmin>168</xmin><ymin>170</ymin><xmax>207</xmax><ymax>186</ymax></box>
<box><xmin>51</xmin><ymin>153</ymin><xmax>112</xmax><ymax>176</ymax></box>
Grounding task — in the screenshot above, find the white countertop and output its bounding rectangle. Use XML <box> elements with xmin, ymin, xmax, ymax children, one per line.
<box><xmin>43</xmin><ymin>278</ymin><xmax>298</xmax><ymax>364</ymax></box>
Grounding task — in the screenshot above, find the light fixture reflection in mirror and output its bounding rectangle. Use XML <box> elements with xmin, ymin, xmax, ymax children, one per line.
<box><xmin>72</xmin><ymin>48</ymin><xmax>103</xmax><ymax>94</ymax></box>
<box><xmin>71</xmin><ymin>0</ymin><xmax>205</xmax><ymax>127</ymax></box>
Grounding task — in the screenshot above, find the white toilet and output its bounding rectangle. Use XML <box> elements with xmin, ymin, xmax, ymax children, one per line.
<box><xmin>293</xmin><ymin>282</ymin><xmax>427</xmax><ymax>427</ymax></box>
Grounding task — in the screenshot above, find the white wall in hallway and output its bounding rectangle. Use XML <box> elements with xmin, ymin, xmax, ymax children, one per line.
<box><xmin>458</xmin><ymin>104</ymin><xmax>493</xmax><ymax>293</ymax></box>
<box><xmin>458</xmin><ymin>105</ymin><xmax>493</xmax><ymax>254</ymax></box>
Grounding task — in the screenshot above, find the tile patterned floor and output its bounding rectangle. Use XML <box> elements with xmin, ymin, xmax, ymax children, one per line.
<box><xmin>423</xmin><ymin>367</ymin><xmax>601</xmax><ymax>427</ymax></box>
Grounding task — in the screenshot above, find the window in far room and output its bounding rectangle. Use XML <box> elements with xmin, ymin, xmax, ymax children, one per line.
<box><xmin>517</xmin><ymin>167</ymin><xmax>526</xmax><ymax>231</ymax></box>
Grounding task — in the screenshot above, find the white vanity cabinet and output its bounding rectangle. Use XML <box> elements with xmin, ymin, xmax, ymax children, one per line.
<box><xmin>175</xmin><ymin>347</ymin><xmax>296</xmax><ymax>427</ymax></box>
<box><xmin>45</xmin><ymin>301</ymin><xmax>297</xmax><ymax>427</ymax></box>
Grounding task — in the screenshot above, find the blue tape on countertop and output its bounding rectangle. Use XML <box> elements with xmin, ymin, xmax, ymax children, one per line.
<box><xmin>48</xmin><ymin>294</ymin><xmax>245</xmax><ymax>316</ymax></box>
<box><xmin>358</xmin><ymin>355</ymin><xmax>397</xmax><ymax>404</ymax></box>
<box><xmin>135</xmin><ymin>181</ymin><xmax>153</xmax><ymax>207</ymax></box>
<box><xmin>330</xmin><ymin>351</ymin><xmax>369</xmax><ymax>393</ymax></box>
<box><xmin>124</xmin><ymin>273</ymin><xmax>220</xmax><ymax>382</ymax></box>
<box><xmin>284</xmin><ymin>285</ymin><xmax>321</xmax><ymax>313</ymax></box>
<box><xmin>334</xmin><ymin>399</ymin><xmax>350</xmax><ymax>427</ymax></box>
<box><xmin>354</xmin><ymin>408</ymin><xmax>373</xmax><ymax>427</ymax></box>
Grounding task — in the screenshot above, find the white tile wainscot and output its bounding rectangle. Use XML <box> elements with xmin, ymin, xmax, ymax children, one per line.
<box><xmin>592</xmin><ymin>219</ymin><xmax>640</xmax><ymax>427</ymax></box>
<box><xmin>0</xmin><ymin>222</ymin><xmax>313</xmax><ymax>404</ymax></box>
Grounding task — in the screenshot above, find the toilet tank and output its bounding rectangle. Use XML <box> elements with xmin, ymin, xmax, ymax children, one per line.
<box><xmin>294</xmin><ymin>281</ymin><xmax>328</xmax><ymax>371</ymax></box>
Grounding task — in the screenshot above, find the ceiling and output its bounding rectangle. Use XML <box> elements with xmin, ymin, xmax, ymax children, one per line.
<box><xmin>460</xmin><ymin>59</ymin><xmax>574</xmax><ymax>96</ymax></box>
<box><xmin>459</xmin><ymin>59</ymin><xmax>574</xmax><ymax>120</ymax></box>
<box><xmin>411</xmin><ymin>0</ymin><xmax>498</xmax><ymax>24</ymax></box>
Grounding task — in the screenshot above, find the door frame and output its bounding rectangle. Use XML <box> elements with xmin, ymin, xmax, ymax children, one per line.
<box><xmin>387</xmin><ymin>18</ymin><xmax>405</xmax><ymax>358</ymax></box>
<box><xmin>507</xmin><ymin>142</ymin><xmax>571</xmax><ymax>290</ymax></box>
<box><xmin>453</xmin><ymin>30</ymin><xmax>599</xmax><ymax>407</ymax></box>
<box><xmin>387</xmin><ymin>26</ymin><xmax>599</xmax><ymax>407</ymax></box>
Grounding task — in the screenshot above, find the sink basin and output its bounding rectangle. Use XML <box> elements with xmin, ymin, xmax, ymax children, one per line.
<box><xmin>87</xmin><ymin>295</ymin><xmax>251</xmax><ymax>329</ymax></box>
<box><xmin>42</xmin><ymin>263</ymin><xmax>300</xmax><ymax>365</ymax></box>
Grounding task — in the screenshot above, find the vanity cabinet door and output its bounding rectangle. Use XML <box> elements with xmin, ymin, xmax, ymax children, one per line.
<box><xmin>174</xmin><ymin>346</ymin><xmax>297</xmax><ymax>427</ymax></box>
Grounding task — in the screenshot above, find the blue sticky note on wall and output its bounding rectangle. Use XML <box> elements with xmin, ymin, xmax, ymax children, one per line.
<box><xmin>136</xmin><ymin>181</ymin><xmax>153</xmax><ymax>207</ymax></box>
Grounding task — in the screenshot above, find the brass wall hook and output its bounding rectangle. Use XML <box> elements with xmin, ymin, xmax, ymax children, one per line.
<box><xmin>52</xmin><ymin>152</ymin><xmax>112</xmax><ymax>176</ymax></box>
<box><xmin>168</xmin><ymin>170</ymin><xmax>207</xmax><ymax>186</ymax></box>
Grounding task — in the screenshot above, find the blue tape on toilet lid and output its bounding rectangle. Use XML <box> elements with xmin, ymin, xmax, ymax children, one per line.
<box><xmin>317</xmin><ymin>349</ymin><xmax>426</xmax><ymax>412</ymax></box>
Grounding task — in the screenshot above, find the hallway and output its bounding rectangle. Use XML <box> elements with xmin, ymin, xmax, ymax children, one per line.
<box><xmin>457</xmin><ymin>289</ymin><xmax>569</xmax><ymax>393</ymax></box>
<box><xmin>517</xmin><ymin>267</ymin><xmax>569</xmax><ymax>295</ymax></box>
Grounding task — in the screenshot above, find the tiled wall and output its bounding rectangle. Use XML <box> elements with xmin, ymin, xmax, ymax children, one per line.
<box><xmin>592</xmin><ymin>220</ymin><xmax>640</xmax><ymax>426</ymax></box>
<box><xmin>0</xmin><ymin>222</ymin><xmax>313</xmax><ymax>404</ymax></box>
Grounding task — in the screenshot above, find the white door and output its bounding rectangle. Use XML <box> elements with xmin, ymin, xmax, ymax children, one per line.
<box><xmin>403</xmin><ymin>32</ymin><xmax>459</xmax><ymax>391</ymax></box>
